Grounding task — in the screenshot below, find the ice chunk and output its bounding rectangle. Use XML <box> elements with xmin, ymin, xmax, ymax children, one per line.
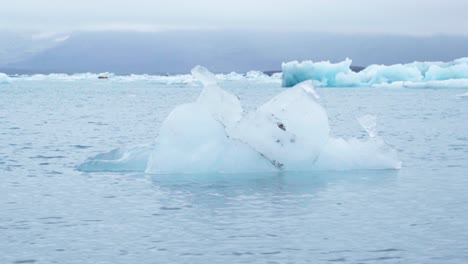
<box><xmin>0</xmin><ymin>73</ymin><xmax>10</xmax><ymax>84</ymax></box>
<box><xmin>231</xmin><ymin>81</ymin><xmax>330</xmax><ymax>170</ymax></box>
<box><xmin>77</xmin><ymin>145</ymin><xmax>152</xmax><ymax>172</ymax></box>
<box><xmin>145</xmin><ymin>102</ymin><xmax>275</xmax><ymax>174</ymax></box>
<box><xmin>282</xmin><ymin>57</ymin><xmax>468</xmax><ymax>88</ymax></box>
<box><xmin>316</xmin><ymin>115</ymin><xmax>401</xmax><ymax>170</ymax></box>
<box><xmin>192</xmin><ymin>65</ymin><xmax>243</xmax><ymax>129</ymax></box>
<box><xmin>457</xmin><ymin>92</ymin><xmax>468</xmax><ymax>98</ymax></box>
<box><xmin>315</xmin><ymin>137</ymin><xmax>402</xmax><ymax>170</ymax></box>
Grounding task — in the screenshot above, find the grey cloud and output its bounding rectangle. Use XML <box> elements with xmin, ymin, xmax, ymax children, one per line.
<box><xmin>0</xmin><ymin>0</ymin><xmax>467</xmax><ymax>35</ymax></box>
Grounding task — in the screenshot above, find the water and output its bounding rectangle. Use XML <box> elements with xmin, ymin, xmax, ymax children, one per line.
<box><xmin>1</xmin><ymin>78</ymin><xmax>468</xmax><ymax>263</ymax></box>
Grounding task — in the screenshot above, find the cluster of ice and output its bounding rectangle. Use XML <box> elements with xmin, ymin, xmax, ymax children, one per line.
<box><xmin>8</xmin><ymin>71</ymin><xmax>281</xmax><ymax>85</ymax></box>
<box><xmin>0</xmin><ymin>73</ymin><xmax>10</xmax><ymax>84</ymax></box>
<box><xmin>282</xmin><ymin>57</ymin><xmax>468</xmax><ymax>88</ymax></box>
<box><xmin>79</xmin><ymin>66</ymin><xmax>401</xmax><ymax>174</ymax></box>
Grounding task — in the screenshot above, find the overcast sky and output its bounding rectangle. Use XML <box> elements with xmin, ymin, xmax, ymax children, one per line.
<box><xmin>1</xmin><ymin>0</ymin><xmax>468</xmax><ymax>35</ymax></box>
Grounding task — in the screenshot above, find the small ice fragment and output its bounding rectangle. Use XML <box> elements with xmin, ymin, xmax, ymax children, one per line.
<box><xmin>357</xmin><ymin>114</ymin><xmax>377</xmax><ymax>138</ymax></box>
<box><xmin>77</xmin><ymin>145</ymin><xmax>152</xmax><ymax>172</ymax></box>
<box><xmin>231</xmin><ymin>81</ymin><xmax>330</xmax><ymax>171</ymax></box>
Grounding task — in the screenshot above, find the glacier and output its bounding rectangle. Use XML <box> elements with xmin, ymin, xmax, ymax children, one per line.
<box><xmin>282</xmin><ymin>57</ymin><xmax>468</xmax><ymax>88</ymax></box>
<box><xmin>79</xmin><ymin>66</ymin><xmax>401</xmax><ymax>174</ymax></box>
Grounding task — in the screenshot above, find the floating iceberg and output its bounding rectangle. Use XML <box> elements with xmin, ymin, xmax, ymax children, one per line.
<box><xmin>79</xmin><ymin>66</ymin><xmax>401</xmax><ymax>174</ymax></box>
<box><xmin>0</xmin><ymin>73</ymin><xmax>10</xmax><ymax>84</ymax></box>
<box><xmin>282</xmin><ymin>57</ymin><xmax>468</xmax><ymax>88</ymax></box>
<box><xmin>457</xmin><ymin>92</ymin><xmax>468</xmax><ymax>98</ymax></box>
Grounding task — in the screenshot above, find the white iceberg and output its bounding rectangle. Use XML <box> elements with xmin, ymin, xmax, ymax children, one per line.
<box><xmin>282</xmin><ymin>57</ymin><xmax>468</xmax><ymax>88</ymax></box>
<box><xmin>79</xmin><ymin>66</ymin><xmax>401</xmax><ymax>174</ymax></box>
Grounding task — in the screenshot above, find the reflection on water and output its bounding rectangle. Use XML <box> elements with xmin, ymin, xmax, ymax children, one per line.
<box><xmin>150</xmin><ymin>170</ymin><xmax>398</xmax><ymax>197</ymax></box>
<box><xmin>147</xmin><ymin>170</ymin><xmax>399</xmax><ymax>217</ymax></box>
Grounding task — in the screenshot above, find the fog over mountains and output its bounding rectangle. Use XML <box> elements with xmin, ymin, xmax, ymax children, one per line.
<box><xmin>1</xmin><ymin>31</ymin><xmax>468</xmax><ymax>74</ymax></box>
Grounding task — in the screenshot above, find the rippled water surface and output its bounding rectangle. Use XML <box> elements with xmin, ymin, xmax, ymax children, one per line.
<box><xmin>1</xmin><ymin>79</ymin><xmax>468</xmax><ymax>263</ymax></box>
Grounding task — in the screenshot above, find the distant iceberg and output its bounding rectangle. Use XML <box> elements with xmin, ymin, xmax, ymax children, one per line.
<box><xmin>282</xmin><ymin>57</ymin><xmax>468</xmax><ymax>88</ymax></box>
<box><xmin>9</xmin><ymin>71</ymin><xmax>281</xmax><ymax>84</ymax></box>
<box><xmin>79</xmin><ymin>66</ymin><xmax>401</xmax><ymax>174</ymax></box>
<box><xmin>0</xmin><ymin>73</ymin><xmax>10</xmax><ymax>84</ymax></box>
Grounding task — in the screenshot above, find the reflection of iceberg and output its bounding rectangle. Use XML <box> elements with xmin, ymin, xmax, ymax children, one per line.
<box><xmin>282</xmin><ymin>57</ymin><xmax>468</xmax><ymax>88</ymax></box>
<box><xmin>0</xmin><ymin>73</ymin><xmax>10</xmax><ymax>84</ymax></box>
<box><xmin>79</xmin><ymin>66</ymin><xmax>401</xmax><ymax>174</ymax></box>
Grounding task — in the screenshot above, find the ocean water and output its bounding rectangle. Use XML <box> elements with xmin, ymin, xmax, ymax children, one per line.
<box><xmin>1</xmin><ymin>77</ymin><xmax>468</xmax><ymax>263</ymax></box>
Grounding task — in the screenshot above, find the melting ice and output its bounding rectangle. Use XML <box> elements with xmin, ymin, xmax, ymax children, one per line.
<box><xmin>282</xmin><ymin>57</ymin><xmax>468</xmax><ymax>88</ymax></box>
<box><xmin>78</xmin><ymin>66</ymin><xmax>401</xmax><ymax>174</ymax></box>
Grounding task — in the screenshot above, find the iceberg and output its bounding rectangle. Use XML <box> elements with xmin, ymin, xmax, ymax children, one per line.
<box><xmin>282</xmin><ymin>57</ymin><xmax>468</xmax><ymax>88</ymax></box>
<box><xmin>457</xmin><ymin>92</ymin><xmax>468</xmax><ymax>98</ymax></box>
<box><xmin>282</xmin><ymin>59</ymin><xmax>353</xmax><ymax>87</ymax></box>
<box><xmin>79</xmin><ymin>66</ymin><xmax>401</xmax><ymax>174</ymax></box>
<box><xmin>10</xmin><ymin>71</ymin><xmax>281</xmax><ymax>84</ymax></box>
<box><xmin>0</xmin><ymin>73</ymin><xmax>10</xmax><ymax>84</ymax></box>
